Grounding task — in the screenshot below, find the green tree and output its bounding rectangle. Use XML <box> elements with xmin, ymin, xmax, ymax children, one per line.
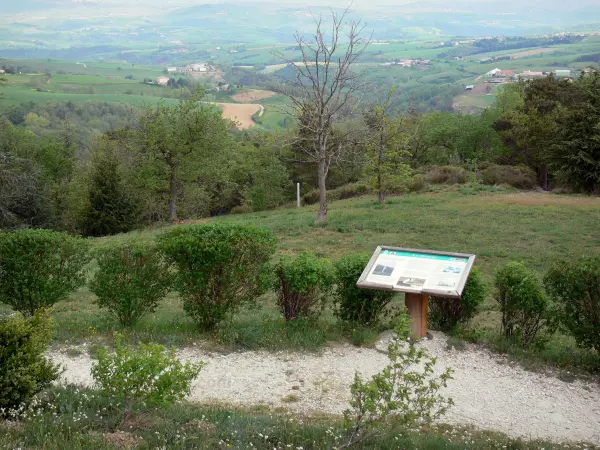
<box><xmin>81</xmin><ymin>143</ymin><xmax>137</xmax><ymax>237</ymax></box>
<box><xmin>363</xmin><ymin>88</ymin><xmax>412</xmax><ymax>203</ymax></box>
<box><xmin>493</xmin><ymin>76</ymin><xmax>583</xmax><ymax>189</ymax></box>
<box><xmin>550</xmin><ymin>70</ymin><xmax>600</xmax><ymax>193</ymax></box>
<box><xmin>133</xmin><ymin>93</ymin><xmax>231</xmax><ymax>221</ymax></box>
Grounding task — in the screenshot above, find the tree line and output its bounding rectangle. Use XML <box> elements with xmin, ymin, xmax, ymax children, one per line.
<box><xmin>1</xmin><ymin>8</ymin><xmax>599</xmax><ymax>231</ymax></box>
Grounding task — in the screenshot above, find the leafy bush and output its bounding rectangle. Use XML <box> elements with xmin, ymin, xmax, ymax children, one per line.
<box><xmin>0</xmin><ymin>313</ymin><xmax>60</xmax><ymax>416</ymax></box>
<box><xmin>343</xmin><ymin>315</ymin><xmax>453</xmax><ymax>447</ymax></box>
<box><xmin>302</xmin><ymin>183</ymin><xmax>370</xmax><ymax>205</ymax></box>
<box><xmin>481</xmin><ymin>165</ymin><xmax>537</xmax><ymax>189</ymax></box>
<box><xmin>424</xmin><ymin>166</ymin><xmax>469</xmax><ymax>185</ymax></box>
<box><xmin>158</xmin><ymin>223</ymin><xmax>277</xmax><ymax>330</ymax></box>
<box><xmin>406</xmin><ymin>174</ymin><xmax>426</xmax><ymax>192</ymax></box>
<box><xmin>544</xmin><ymin>255</ymin><xmax>600</xmax><ymax>350</ymax></box>
<box><xmin>230</xmin><ymin>204</ymin><xmax>253</xmax><ymax>214</ymax></box>
<box><xmin>331</xmin><ymin>182</ymin><xmax>369</xmax><ymax>200</ymax></box>
<box><xmin>494</xmin><ymin>262</ymin><xmax>551</xmax><ymax>348</ymax></box>
<box><xmin>334</xmin><ymin>253</ymin><xmax>395</xmax><ymax>325</ymax></box>
<box><xmin>275</xmin><ymin>252</ymin><xmax>334</xmax><ymax>320</ymax></box>
<box><xmin>0</xmin><ymin>229</ymin><xmax>90</xmax><ymax>315</ymax></box>
<box><xmin>90</xmin><ymin>242</ymin><xmax>172</xmax><ymax>327</ymax></box>
<box><xmin>429</xmin><ymin>267</ymin><xmax>487</xmax><ymax>331</ymax></box>
<box><xmin>92</xmin><ymin>339</ymin><xmax>203</xmax><ymax>421</ymax></box>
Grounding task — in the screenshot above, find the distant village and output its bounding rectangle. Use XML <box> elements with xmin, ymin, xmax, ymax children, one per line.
<box><xmin>154</xmin><ymin>63</ymin><xmax>229</xmax><ymax>91</ymax></box>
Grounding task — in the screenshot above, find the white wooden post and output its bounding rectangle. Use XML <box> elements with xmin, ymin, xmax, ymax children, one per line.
<box><xmin>297</xmin><ymin>183</ymin><xmax>301</xmax><ymax>208</ymax></box>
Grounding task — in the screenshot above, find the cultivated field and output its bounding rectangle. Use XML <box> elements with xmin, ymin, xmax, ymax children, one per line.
<box><xmin>503</xmin><ymin>47</ymin><xmax>564</xmax><ymax>58</ymax></box>
<box><xmin>216</xmin><ymin>102</ymin><xmax>262</xmax><ymax>129</ymax></box>
<box><xmin>231</xmin><ymin>89</ymin><xmax>276</xmax><ymax>103</ymax></box>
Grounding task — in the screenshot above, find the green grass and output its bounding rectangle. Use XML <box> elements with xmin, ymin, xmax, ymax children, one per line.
<box><xmin>1</xmin><ymin>189</ymin><xmax>598</xmax><ymax>372</ymax></box>
<box><xmin>0</xmin><ymin>385</ymin><xmax>595</xmax><ymax>450</ymax></box>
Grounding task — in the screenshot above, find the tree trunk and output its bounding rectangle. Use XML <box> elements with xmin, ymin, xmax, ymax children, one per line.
<box><xmin>377</xmin><ymin>137</ymin><xmax>384</xmax><ymax>204</ymax></box>
<box><xmin>316</xmin><ymin>157</ymin><xmax>328</xmax><ymax>222</ymax></box>
<box><xmin>540</xmin><ymin>164</ymin><xmax>549</xmax><ymax>191</ymax></box>
<box><xmin>169</xmin><ymin>167</ymin><xmax>177</xmax><ymax>221</ymax></box>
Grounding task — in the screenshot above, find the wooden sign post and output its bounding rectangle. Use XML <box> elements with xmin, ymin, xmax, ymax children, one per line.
<box><xmin>356</xmin><ymin>246</ymin><xmax>476</xmax><ymax>339</ymax></box>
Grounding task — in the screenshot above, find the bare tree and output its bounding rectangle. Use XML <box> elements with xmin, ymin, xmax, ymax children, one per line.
<box><xmin>272</xmin><ymin>6</ymin><xmax>371</xmax><ymax>222</ymax></box>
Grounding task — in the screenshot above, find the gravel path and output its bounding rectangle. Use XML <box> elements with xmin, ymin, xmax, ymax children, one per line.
<box><xmin>50</xmin><ymin>332</ymin><xmax>600</xmax><ymax>445</ymax></box>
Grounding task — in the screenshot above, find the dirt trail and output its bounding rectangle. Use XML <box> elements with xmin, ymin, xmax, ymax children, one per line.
<box><xmin>50</xmin><ymin>332</ymin><xmax>600</xmax><ymax>445</ymax></box>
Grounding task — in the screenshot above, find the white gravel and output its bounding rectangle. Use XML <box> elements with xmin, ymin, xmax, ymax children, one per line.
<box><xmin>50</xmin><ymin>332</ymin><xmax>600</xmax><ymax>445</ymax></box>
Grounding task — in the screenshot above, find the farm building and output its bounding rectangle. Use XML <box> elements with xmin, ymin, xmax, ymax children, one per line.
<box><xmin>496</xmin><ymin>69</ymin><xmax>514</xmax><ymax>78</ymax></box>
<box><xmin>156</xmin><ymin>76</ymin><xmax>170</xmax><ymax>86</ymax></box>
<box><xmin>554</xmin><ymin>69</ymin><xmax>571</xmax><ymax>78</ymax></box>
<box><xmin>0</xmin><ymin>69</ymin><xmax>4</xmax><ymax>74</ymax></box>
<box><xmin>485</xmin><ymin>68</ymin><xmax>502</xmax><ymax>76</ymax></box>
<box><xmin>465</xmin><ymin>85</ymin><xmax>474</xmax><ymax>90</ymax></box>
<box><xmin>190</xmin><ymin>63</ymin><xmax>207</xmax><ymax>72</ymax></box>
<box><xmin>167</xmin><ymin>67</ymin><xmax>177</xmax><ymax>72</ymax></box>
<box><xmin>519</xmin><ymin>70</ymin><xmax>545</xmax><ymax>78</ymax></box>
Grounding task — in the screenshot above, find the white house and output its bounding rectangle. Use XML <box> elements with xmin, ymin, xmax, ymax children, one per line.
<box><xmin>485</xmin><ymin>68</ymin><xmax>502</xmax><ymax>77</ymax></box>
<box><xmin>190</xmin><ymin>63</ymin><xmax>207</xmax><ymax>72</ymax></box>
<box><xmin>156</xmin><ymin>76</ymin><xmax>170</xmax><ymax>86</ymax></box>
<box><xmin>167</xmin><ymin>67</ymin><xmax>177</xmax><ymax>72</ymax></box>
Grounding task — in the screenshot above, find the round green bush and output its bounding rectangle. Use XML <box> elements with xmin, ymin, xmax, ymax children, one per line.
<box><xmin>0</xmin><ymin>313</ymin><xmax>60</xmax><ymax>416</ymax></box>
<box><xmin>158</xmin><ymin>223</ymin><xmax>277</xmax><ymax>330</ymax></box>
<box><xmin>429</xmin><ymin>267</ymin><xmax>486</xmax><ymax>331</ymax></box>
<box><xmin>275</xmin><ymin>252</ymin><xmax>334</xmax><ymax>320</ymax></box>
<box><xmin>544</xmin><ymin>255</ymin><xmax>600</xmax><ymax>350</ymax></box>
<box><xmin>494</xmin><ymin>261</ymin><xmax>551</xmax><ymax>348</ymax></box>
<box><xmin>0</xmin><ymin>228</ymin><xmax>90</xmax><ymax>315</ymax></box>
<box><xmin>90</xmin><ymin>241</ymin><xmax>172</xmax><ymax>327</ymax></box>
<box><xmin>334</xmin><ymin>253</ymin><xmax>395</xmax><ymax>325</ymax></box>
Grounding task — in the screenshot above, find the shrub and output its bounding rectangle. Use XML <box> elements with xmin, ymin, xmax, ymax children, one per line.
<box><xmin>90</xmin><ymin>242</ymin><xmax>172</xmax><ymax>327</ymax></box>
<box><xmin>494</xmin><ymin>262</ymin><xmax>551</xmax><ymax>348</ymax></box>
<box><xmin>158</xmin><ymin>223</ymin><xmax>277</xmax><ymax>330</ymax></box>
<box><xmin>544</xmin><ymin>255</ymin><xmax>600</xmax><ymax>350</ymax></box>
<box><xmin>406</xmin><ymin>174</ymin><xmax>426</xmax><ymax>192</ymax></box>
<box><xmin>92</xmin><ymin>339</ymin><xmax>203</xmax><ymax>421</ymax></box>
<box><xmin>302</xmin><ymin>183</ymin><xmax>370</xmax><ymax>206</ymax></box>
<box><xmin>275</xmin><ymin>252</ymin><xmax>334</xmax><ymax>320</ymax></box>
<box><xmin>343</xmin><ymin>314</ymin><xmax>453</xmax><ymax>447</ymax></box>
<box><xmin>334</xmin><ymin>253</ymin><xmax>395</xmax><ymax>325</ymax></box>
<box><xmin>230</xmin><ymin>204</ymin><xmax>253</xmax><ymax>214</ymax></box>
<box><xmin>302</xmin><ymin>189</ymin><xmax>320</xmax><ymax>205</ymax></box>
<box><xmin>0</xmin><ymin>313</ymin><xmax>61</xmax><ymax>416</ymax></box>
<box><xmin>424</xmin><ymin>166</ymin><xmax>469</xmax><ymax>185</ymax></box>
<box><xmin>429</xmin><ymin>267</ymin><xmax>487</xmax><ymax>331</ymax></box>
<box><xmin>0</xmin><ymin>229</ymin><xmax>90</xmax><ymax>315</ymax></box>
<box><xmin>331</xmin><ymin>182</ymin><xmax>369</xmax><ymax>200</ymax></box>
<box><xmin>481</xmin><ymin>165</ymin><xmax>537</xmax><ymax>189</ymax></box>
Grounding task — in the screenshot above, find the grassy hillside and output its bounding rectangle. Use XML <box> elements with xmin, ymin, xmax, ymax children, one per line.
<box><xmin>2</xmin><ymin>189</ymin><xmax>597</xmax><ymax>371</ymax></box>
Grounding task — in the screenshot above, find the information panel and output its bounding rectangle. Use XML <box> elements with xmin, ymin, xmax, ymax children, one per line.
<box><xmin>356</xmin><ymin>246</ymin><xmax>476</xmax><ymax>298</ymax></box>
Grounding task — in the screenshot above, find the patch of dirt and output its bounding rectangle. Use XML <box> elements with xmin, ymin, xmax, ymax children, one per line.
<box><xmin>504</xmin><ymin>47</ymin><xmax>560</xmax><ymax>58</ymax></box>
<box><xmin>103</xmin><ymin>430</ymin><xmax>141</xmax><ymax>449</ymax></box>
<box><xmin>231</xmin><ymin>89</ymin><xmax>276</xmax><ymax>103</ymax></box>
<box><xmin>214</xmin><ymin>103</ymin><xmax>262</xmax><ymax>129</ymax></box>
<box><xmin>464</xmin><ymin>83</ymin><xmax>493</xmax><ymax>95</ymax></box>
<box><xmin>493</xmin><ymin>192</ymin><xmax>600</xmax><ymax>207</ymax></box>
<box><xmin>50</xmin><ymin>332</ymin><xmax>600</xmax><ymax>445</ymax></box>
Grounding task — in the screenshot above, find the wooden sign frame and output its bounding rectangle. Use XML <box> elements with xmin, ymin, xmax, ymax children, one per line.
<box><xmin>356</xmin><ymin>246</ymin><xmax>476</xmax><ymax>338</ymax></box>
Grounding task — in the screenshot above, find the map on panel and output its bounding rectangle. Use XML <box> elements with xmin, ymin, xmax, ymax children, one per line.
<box><xmin>357</xmin><ymin>247</ymin><xmax>476</xmax><ymax>298</ymax></box>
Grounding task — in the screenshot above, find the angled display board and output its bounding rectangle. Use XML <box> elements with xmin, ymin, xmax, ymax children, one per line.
<box><xmin>357</xmin><ymin>246</ymin><xmax>476</xmax><ymax>298</ymax></box>
<box><xmin>357</xmin><ymin>246</ymin><xmax>476</xmax><ymax>338</ymax></box>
